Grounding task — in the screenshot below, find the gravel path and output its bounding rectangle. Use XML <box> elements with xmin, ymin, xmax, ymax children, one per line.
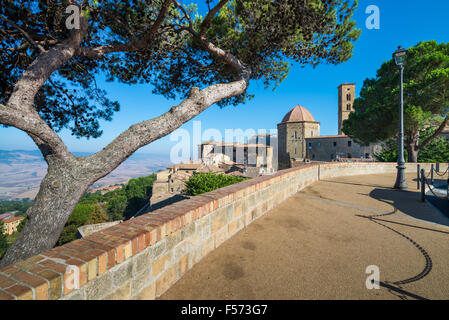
<box><xmin>160</xmin><ymin>172</ymin><xmax>449</xmax><ymax>300</ymax></box>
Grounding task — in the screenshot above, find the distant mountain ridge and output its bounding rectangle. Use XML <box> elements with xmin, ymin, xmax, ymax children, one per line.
<box><xmin>0</xmin><ymin>150</ymin><xmax>172</xmax><ymax>200</ymax></box>
<box><xmin>0</xmin><ymin>149</ymin><xmax>170</xmax><ymax>162</ymax></box>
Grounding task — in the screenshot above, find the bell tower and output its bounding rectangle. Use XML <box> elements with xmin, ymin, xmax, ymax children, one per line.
<box><xmin>338</xmin><ymin>83</ymin><xmax>355</xmax><ymax>135</ymax></box>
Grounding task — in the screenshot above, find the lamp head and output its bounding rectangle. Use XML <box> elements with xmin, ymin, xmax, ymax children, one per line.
<box><xmin>393</xmin><ymin>46</ymin><xmax>408</xmax><ymax>66</ymax></box>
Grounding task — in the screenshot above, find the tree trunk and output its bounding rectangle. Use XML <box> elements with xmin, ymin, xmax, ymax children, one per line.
<box><xmin>0</xmin><ymin>159</ymin><xmax>90</xmax><ymax>267</ymax></box>
<box><xmin>405</xmin><ymin>131</ymin><xmax>420</xmax><ymax>163</ymax></box>
<box><xmin>406</xmin><ymin>143</ymin><xmax>419</xmax><ymax>163</ymax></box>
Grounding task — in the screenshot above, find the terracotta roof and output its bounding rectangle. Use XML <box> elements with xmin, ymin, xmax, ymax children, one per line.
<box><xmin>168</xmin><ymin>164</ymin><xmax>201</xmax><ymax>170</ymax></box>
<box><xmin>2</xmin><ymin>217</ymin><xmax>24</xmax><ymax>223</ymax></box>
<box><xmin>281</xmin><ymin>105</ymin><xmax>316</xmax><ymax>123</ymax></box>
<box><xmin>0</xmin><ymin>213</ymin><xmax>14</xmax><ymax>220</ymax></box>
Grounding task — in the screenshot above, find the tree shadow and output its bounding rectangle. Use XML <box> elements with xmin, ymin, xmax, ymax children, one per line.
<box><xmin>143</xmin><ymin>194</ymin><xmax>190</xmax><ymax>214</ymax></box>
<box><xmin>368</xmin><ymin>188</ymin><xmax>449</xmax><ymax>228</ymax></box>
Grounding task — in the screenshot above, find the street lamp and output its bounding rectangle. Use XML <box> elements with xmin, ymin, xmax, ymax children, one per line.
<box><xmin>393</xmin><ymin>46</ymin><xmax>408</xmax><ymax>190</ymax></box>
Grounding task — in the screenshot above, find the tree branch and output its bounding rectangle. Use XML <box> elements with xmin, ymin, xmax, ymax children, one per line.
<box><xmin>200</xmin><ymin>0</ymin><xmax>230</xmax><ymax>36</ymax></box>
<box><xmin>0</xmin><ymin>14</ymin><xmax>46</xmax><ymax>53</ymax></box>
<box><xmin>76</xmin><ymin>0</ymin><xmax>173</xmax><ymax>58</ymax></box>
<box><xmin>85</xmin><ymin>75</ymin><xmax>249</xmax><ymax>180</ymax></box>
<box><xmin>417</xmin><ymin>114</ymin><xmax>449</xmax><ymax>151</ymax></box>
<box><xmin>2</xmin><ymin>12</ymin><xmax>88</xmax><ymax>158</ymax></box>
<box><xmin>0</xmin><ymin>103</ymin><xmax>71</xmax><ymax>158</ymax></box>
<box><xmin>173</xmin><ymin>0</ymin><xmax>193</xmax><ymax>29</ymax></box>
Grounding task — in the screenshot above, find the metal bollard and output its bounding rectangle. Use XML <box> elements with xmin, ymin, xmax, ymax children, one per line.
<box><xmin>421</xmin><ymin>169</ymin><xmax>425</xmax><ymax>202</ymax></box>
<box><xmin>436</xmin><ymin>162</ymin><xmax>440</xmax><ymax>173</ymax></box>
<box><xmin>417</xmin><ymin>164</ymin><xmax>420</xmax><ymax>190</ymax></box>
<box><xmin>431</xmin><ymin>164</ymin><xmax>434</xmax><ymax>185</ymax></box>
<box><xmin>447</xmin><ymin>178</ymin><xmax>449</xmax><ymax>200</ymax></box>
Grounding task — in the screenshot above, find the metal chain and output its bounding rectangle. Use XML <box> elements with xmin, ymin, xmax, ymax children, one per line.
<box><xmin>423</xmin><ymin>177</ymin><xmax>448</xmax><ymax>200</ymax></box>
<box><xmin>434</xmin><ymin>166</ymin><xmax>449</xmax><ymax>177</ymax></box>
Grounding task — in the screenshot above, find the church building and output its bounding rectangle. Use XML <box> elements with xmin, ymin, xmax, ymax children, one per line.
<box><xmin>277</xmin><ymin>83</ymin><xmax>382</xmax><ymax>169</ymax></box>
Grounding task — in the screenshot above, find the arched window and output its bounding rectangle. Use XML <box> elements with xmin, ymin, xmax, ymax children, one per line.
<box><xmin>346</xmin><ymin>93</ymin><xmax>351</xmax><ymax>101</ymax></box>
<box><xmin>346</xmin><ymin>104</ymin><xmax>351</xmax><ymax>111</ymax></box>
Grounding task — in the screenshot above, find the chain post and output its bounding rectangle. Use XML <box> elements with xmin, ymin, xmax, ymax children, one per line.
<box><xmin>421</xmin><ymin>169</ymin><xmax>425</xmax><ymax>202</ymax></box>
<box><xmin>417</xmin><ymin>164</ymin><xmax>420</xmax><ymax>190</ymax></box>
<box><xmin>431</xmin><ymin>164</ymin><xmax>434</xmax><ymax>185</ymax></box>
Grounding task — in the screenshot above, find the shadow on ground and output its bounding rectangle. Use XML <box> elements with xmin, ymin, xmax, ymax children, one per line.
<box><xmin>368</xmin><ymin>187</ymin><xmax>449</xmax><ymax>228</ymax></box>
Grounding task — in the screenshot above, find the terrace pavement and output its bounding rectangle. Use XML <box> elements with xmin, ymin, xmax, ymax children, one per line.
<box><xmin>160</xmin><ymin>172</ymin><xmax>449</xmax><ymax>300</ymax></box>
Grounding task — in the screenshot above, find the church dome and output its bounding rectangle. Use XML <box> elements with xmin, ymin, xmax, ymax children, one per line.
<box><xmin>281</xmin><ymin>105</ymin><xmax>316</xmax><ymax>123</ymax></box>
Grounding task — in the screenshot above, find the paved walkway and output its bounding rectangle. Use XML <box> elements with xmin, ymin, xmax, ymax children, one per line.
<box><xmin>160</xmin><ymin>173</ymin><xmax>449</xmax><ymax>300</ymax></box>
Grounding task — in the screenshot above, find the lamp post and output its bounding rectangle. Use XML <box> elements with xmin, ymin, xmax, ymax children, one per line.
<box><xmin>393</xmin><ymin>46</ymin><xmax>408</xmax><ymax>190</ymax></box>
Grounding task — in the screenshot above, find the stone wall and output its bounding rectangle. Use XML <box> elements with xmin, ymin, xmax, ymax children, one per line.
<box><xmin>306</xmin><ymin>136</ymin><xmax>382</xmax><ymax>162</ymax></box>
<box><xmin>0</xmin><ymin>162</ymin><xmax>439</xmax><ymax>300</ymax></box>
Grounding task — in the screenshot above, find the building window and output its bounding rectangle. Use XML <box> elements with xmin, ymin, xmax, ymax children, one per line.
<box><xmin>331</xmin><ymin>154</ymin><xmax>334</xmax><ymax>160</ymax></box>
<box><xmin>294</xmin><ymin>131</ymin><xmax>297</xmax><ymax>139</ymax></box>
<box><xmin>346</xmin><ymin>93</ymin><xmax>351</xmax><ymax>101</ymax></box>
<box><xmin>365</xmin><ymin>153</ymin><xmax>370</xmax><ymax>159</ymax></box>
<box><xmin>294</xmin><ymin>148</ymin><xmax>297</xmax><ymax>155</ymax></box>
<box><xmin>348</xmin><ymin>141</ymin><xmax>352</xmax><ymax>147</ymax></box>
<box><xmin>318</xmin><ymin>142</ymin><xmax>321</xmax><ymax>147</ymax></box>
<box><xmin>346</xmin><ymin>104</ymin><xmax>351</xmax><ymax>111</ymax></box>
<box><xmin>312</xmin><ymin>154</ymin><xmax>315</xmax><ymax>159</ymax></box>
<box><xmin>333</xmin><ymin>142</ymin><xmax>337</xmax><ymax>147</ymax></box>
<box><xmin>347</xmin><ymin>153</ymin><xmax>352</xmax><ymax>159</ymax></box>
<box><xmin>311</xmin><ymin>131</ymin><xmax>314</xmax><ymax>137</ymax></box>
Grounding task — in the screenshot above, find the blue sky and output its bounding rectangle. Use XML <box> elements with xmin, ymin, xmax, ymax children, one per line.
<box><xmin>1</xmin><ymin>0</ymin><xmax>448</xmax><ymax>156</ymax></box>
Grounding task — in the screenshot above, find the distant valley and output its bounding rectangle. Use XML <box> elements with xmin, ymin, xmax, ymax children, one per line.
<box><xmin>0</xmin><ymin>150</ymin><xmax>172</xmax><ymax>200</ymax></box>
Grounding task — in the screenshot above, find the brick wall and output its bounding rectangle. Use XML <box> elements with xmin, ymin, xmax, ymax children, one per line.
<box><xmin>0</xmin><ymin>162</ymin><xmax>440</xmax><ymax>300</ymax></box>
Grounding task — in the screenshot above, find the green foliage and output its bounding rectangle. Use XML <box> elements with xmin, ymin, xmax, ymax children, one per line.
<box><xmin>0</xmin><ymin>199</ymin><xmax>33</xmax><ymax>215</ymax></box>
<box><xmin>56</xmin><ymin>174</ymin><xmax>156</xmax><ymax>245</ymax></box>
<box><xmin>56</xmin><ymin>203</ymin><xmax>93</xmax><ymax>246</ymax></box>
<box><xmin>375</xmin><ymin>127</ymin><xmax>449</xmax><ymax>163</ymax></box>
<box><xmin>68</xmin><ymin>204</ymin><xmax>92</xmax><ymax>226</ymax></box>
<box><xmin>57</xmin><ymin>224</ymin><xmax>80</xmax><ymax>247</ymax></box>
<box><xmin>185</xmin><ymin>172</ymin><xmax>248</xmax><ymax>196</ymax></box>
<box><xmin>105</xmin><ymin>195</ymin><xmax>127</xmax><ymax>221</ymax></box>
<box><xmin>343</xmin><ymin>41</ymin><xmax>449</xmax><ymax>160</ymax></box>
<box><xmin>122</xmin><ymin>175</ymin><xmax>157</xmax><ymax>220</ymax></box>
<box><xmin>1</xmin><ymin>0</ymin><xmax>360</xmax><ymax>136</ymax></box>
<box><xmin>87</xmin><ymin>204</ymin><xmax>108</xmax><ymax>225</ymax></box>
<box><xmin>16</xmin><ymin>217</ymin><xmax>26</xmax><ymax>233</ymax></box>
<box><xmin>418</xmin><ymin>137</ymin><xmax>449</xmax><ymax>163</ymax></box>
<box><xmin>0</xmin><ymin>222</ymin><xmax>8</xmax><ymax>258</ymax></box>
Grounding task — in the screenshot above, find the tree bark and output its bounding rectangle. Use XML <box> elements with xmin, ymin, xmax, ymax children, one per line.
<box><xmin>406</xmin><ymin>143</ymin><xmax>419</xmax><ymax>163</ymax></box>
<box><xmin>0</xmin><ymin>158</ymin><xmax>91</xmax><ymax>267</ymax></box>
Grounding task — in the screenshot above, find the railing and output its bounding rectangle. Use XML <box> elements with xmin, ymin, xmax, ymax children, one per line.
<box><xmin>418</xmin><ymin>163</ymin><xmax>449</xmax><ymax>202</ymax></box>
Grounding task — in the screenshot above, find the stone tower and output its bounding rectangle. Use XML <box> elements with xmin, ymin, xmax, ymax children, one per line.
<box><xmin>338</xmin><ymin>83</ymin><xmax>355</xmax><ymax>135</ymax></box>
<box><xmin>277</xmin><ymin>105</ymin><xmax>320</xmax><ymax>169</ymax></box>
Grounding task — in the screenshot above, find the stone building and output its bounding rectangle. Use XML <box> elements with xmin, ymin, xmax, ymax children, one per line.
<box><xmin>278</xmin><ymin>83</ymin><xmax>381</xmax><ymax>168</ymax></box>
<box><xmin>1</xmin><ymin>216</ymin><xmax>24</xmax><ymax>235</ymax></box>
<box><xmin>277</xmin><ymin>105</ymin><xmax>320</xmax><ymax>168</ymax></box>
<box><xmin>307</xmin><ymin>135</ymin><xmax>381</xmax><ymax>162</ymax></box>
<box><xmin>198</xmin><ymin>141</ymin><xmax>274</xmax><ymax>174</ymax></box>
<box><xmin>338</xmin><ymin>83</ymin><xmax>356</xmax><ymax>135</ymax></box>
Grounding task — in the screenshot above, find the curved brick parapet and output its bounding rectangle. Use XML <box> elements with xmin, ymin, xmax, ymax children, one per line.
<box><xmin>0</xmin><ymin>162</ymin><xmax>439</xmax><ymax>300</ymax></box>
